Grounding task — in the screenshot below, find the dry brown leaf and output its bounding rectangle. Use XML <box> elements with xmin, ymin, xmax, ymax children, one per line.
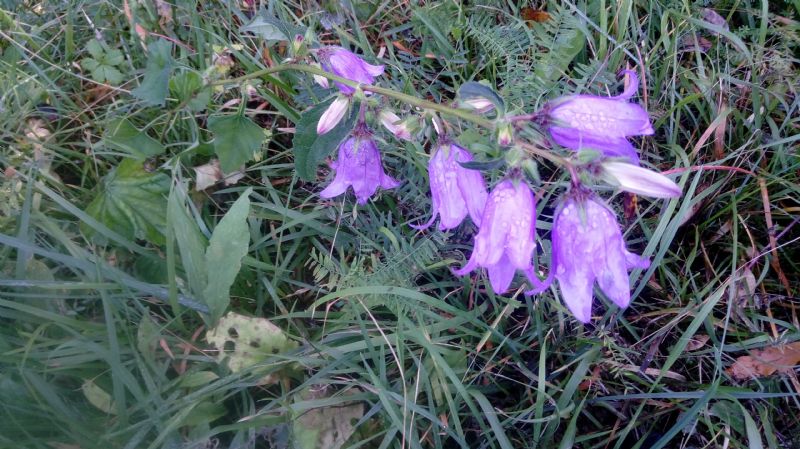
<box><xmin>686</xmin><ymin>334</ymin><xmax>710</xmax><ymax>351</ymax></box>
<box><xmin>727</xmin><ymin>342</ymin><xmax>800</xmax><ymax>380</ymax></box>
<box><xmin>194</xmin><ymin>159</ymin><xmax>245</xmax><ymax>191</ymax></box>
<box><xmin>521</xmin><ymin>7</ymin><xmax>551</xmax><ymax>23</ymax></box>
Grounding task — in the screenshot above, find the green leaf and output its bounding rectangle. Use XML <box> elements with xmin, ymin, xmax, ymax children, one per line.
<box><xmin>167</xmin><ymin>186</ymin><xmax>208</xmax><ymax>297</ymax></box>
<box><xmin>205</xmin><ymin>312</ymin><xmax>299</xmax><ymax>384</ymax></box>
<box><xmin>83</xmin><ymin>159</ymin><xmax>169</xmax><ymax>244</ymax></box>
<box><xmin>208</xmin><ymin>115</ymin><xmax>265</xmax><ymax>173</ymax></box>
<box><xmin>169</xmin><ymin>71</ymin><xmax>211</xmax><ymax>112</ymax></box>
<box><xmin>240</xmin><ymin>8</ymin><xmax>305</xmax><ymax>43</ymax></box>
<box><xmin>202</xmin><ymin>189</ymin><xmax>251</xmax><ymax>322</ymax></box>
<box><xmin>85</xmin><ymin>39</ymin><xmax>104</xmax><ymax>59</ymax></box>
<box><xmin>293</xmin><ymin>388</ymin><xmax>364</xmax><ymax>449</ymax></box>
<box><xmin>132</xmin><ymin>39</ymin><xmax>173</xmax><ymax>106</ymax></box>
<box><xmin>103</xmin><ymin>119</ymin><xmax>165</xmax><ymax>159</ymax></box>
<box><xmin>292</xmin><ymin>99</ymin><xmax>356</xmax><ymax>181</ymax></box>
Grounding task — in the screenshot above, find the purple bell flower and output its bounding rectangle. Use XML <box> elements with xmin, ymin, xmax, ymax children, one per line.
<box><xmin>319</xmin><ymin>125</ymin><xmax>399</xmax><ymax>204</ymax></box>
<box><xmin>539</xmin><ymin>194</ymin><xmax>650</xmax><ymax>323</ymax></box>
<box><xmin>412</xmin><ymin>143</ymin><xmax>488</xmax><ymax>231</ymax></box>
<box><xmin>317</xmin><ymin>46</ymin><xmax>384</xmax><ymax>95</ymax></box>
<box><xmin>546</xmin><ymin>70</ymin><xmax>653</xmax><ymax>164</ymax></box>
<box><xmin>453</xmin><ymin>180</ymin><xmax>546</xmax><ymax>294</ymax></box>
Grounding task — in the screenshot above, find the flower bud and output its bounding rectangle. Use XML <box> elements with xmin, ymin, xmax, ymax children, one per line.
<box><xmin>379</xmin><ymin>110</ymin><xmax>412</xmax><ymax>140</ymax></box>
<box><xmin>292</xmin><ymin>34</ymin><xmax>306</xmax><ymax>56</ymax></box>
<box><xmin>311</xmin><ymin>63</ymin><xmax>329</xmax><ymax>88</ymax></box>
<box><xmin>497</xmin><ymin>123</ymin><xmax>513</xmax><ymax>146</ymax></box>
<box><xmin>602</xmin><ymin>161</ymin><xmax>681</xmax><ymax>198</ymax></box>
<box><xmin>316</xmin><ymin>96</ymin><xmax>349</xmax><ymax>135</ymax></box>
<box><xmin>463</xmin><ymin>97</ymin><xmax>495</xmax><ymax>113</ymax></box>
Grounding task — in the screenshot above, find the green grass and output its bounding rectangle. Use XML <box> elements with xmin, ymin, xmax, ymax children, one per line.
<box><xmin>1</xmin><ymin>1</ymin><xmax>799</xmax><ymax>448</ymax></box>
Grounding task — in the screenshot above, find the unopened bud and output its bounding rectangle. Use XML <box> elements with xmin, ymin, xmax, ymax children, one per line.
<box><xmin>379</xmin><ymin>110</ymin><xmax>412</xmax><ymax>141</ymax></box>
<box><xmin>497</xmin><ymin>123</ymin><xmax>513</xmax><ymax>146</ymax></box>
<box><xmin>292</xmin><ymin>34</ymin><xmax>307</xmax><ymax>56</ymax></box>
<box><xmin>311</xmin><ymin>63</ymin><xmax>329</xmax><ymax>88</ymax></box>
<box><xmin>317</xmin><ymin>96</ymin><xmax>349</xmax><ymax>135</ymax></box>
<box><xmin>602</xmin><ymin>161</ymin><xmax>681</xmax><ymax>198</ymax></box>
<box><xmin>463</xmin><ymin>97</ymin><xmax>495</xmax><ymax>113</ymax></box>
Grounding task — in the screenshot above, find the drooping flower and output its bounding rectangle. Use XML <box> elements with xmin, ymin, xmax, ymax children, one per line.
<box><xmin>453</xmin><ymin>179</ymin><xmax>547</xmax><ymax>294</ymax></box>
<box><xmin>317</xmin><ymin>96</ymin><xmax>350</xmax><ymax>134</ymax></box>
<box><xmin>412</xmin><ymin>143</ymin><xmax>488</xmax><ymax>231</ymax></box>
<box><xmin>316</xmin><ymin>46</ymin><xmax>384</xmax><ymax>95</ymax></box>
<box><xmin>545</xmin><ymin>70</ymin><xmax>653</xmax><ymax>164</ymax></box>
<box><xmin>601</xmin><ymin>161</ymin><xmax>681</xmax><ymax>198</ymax></box>
<box><xmin>536</xmin><ymin>194</ymin><xmax>650</xmax><ymax>323</ymax></box>
<box><xmin>319</xmin><ymin>124</ymin><xmax>399</xmax><ymax>204</ymax></box>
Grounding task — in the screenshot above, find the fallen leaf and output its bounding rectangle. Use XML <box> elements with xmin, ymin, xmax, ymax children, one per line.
<box><xmin>686</xmin><ymin>334</ymin><xmax>710</xmax><ymax>351</ymax></box>
<box><xmin>194</xmin><ymin>159</ymin><xmax>246</xmax><ymax>191</ymax></box>
<box><xmin>727</xmin><ymin>342</ymin><xmax>800</xmax><ymax>380</ymax></box>
<box><xmin>521</xmin><ymin>7</ymin><xmax>550</xmax><ymax>23</ymax></box>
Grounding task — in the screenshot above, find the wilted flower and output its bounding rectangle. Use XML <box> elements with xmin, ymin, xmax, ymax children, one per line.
<box><xmin>320</xmin><ymin>124</ymin><xmax>399</xmax><ymax>204</ymax></box>
<box><xmin>317</xmin><ymin>96</ymin><xmax>350</xmax><ymax>135</ymax></box>
<box><xmin>545</xmin><ymin>70</ymin><xmax>653</xmax><ymax>164</ymax></box>
<box><xmin>317</xmin><ymin>46</ymin><xmax>384</xmax><ymax>95</ymax></box>
<box><xmin>454</xmin><ymin>179</ymin><xmax>545</xmax><ymax>294</ymax></box>
<box><xmin>540</xmin><ymin>194</ymin><xmax>650</xmax><ymax>323</ymax></box>
<box><xmin>412</xmin><ymin>143</ymin><xmax>487</xmax><ymax>231</ymax></box>
<box><xmin>601</xmin><ymin>161</ymin><xmax>681</xmax><ymax>198</ymax></box>
<box><xmin>379</xmin><ymin>110</ymin><xmax>412</xmax><ymax>141</ymax></box>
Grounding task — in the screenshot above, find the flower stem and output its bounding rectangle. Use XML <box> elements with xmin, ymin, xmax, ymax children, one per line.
<box><xmin>213</xmin><ymin>63</ymin><xmax>495</xmax><ymax>129</ymax></box>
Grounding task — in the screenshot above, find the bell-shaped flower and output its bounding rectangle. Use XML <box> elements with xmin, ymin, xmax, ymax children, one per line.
<box><xmin>453</xmin><ymin>180</ymin><xmax>546</xmax><ymax>294</ymax></box>
<box><xmin>413</xmin><ymin>143</ymin><xmax>488</xmax><ymax>231</ymax></box>
<box><xmin>601</xmin><ymin>161</ymin><xmax>681</xmax><ymax>198</ymax></box>
<box><xmin>546</xmin><ymin>70</ymin><xmax>653</xmax><ymax>164</ymax></box>
<box><xmin>316</xmin><ymin>46</ymin><xmax>384</xmax><ymax>95</ymax></box>
<box><xmin>541</xmin><ymin>195</ymin><xmax>650</xmax><ymax>323</ymax></box>
<box><xmin>319</xmin><ymin>125</ymin><xmax>399</xmax><ymax>204</ymax></box>
<box><xmin>317</xmin><ymin>97</ymin><xmax>350</xmax><ymax>135</ymax></box>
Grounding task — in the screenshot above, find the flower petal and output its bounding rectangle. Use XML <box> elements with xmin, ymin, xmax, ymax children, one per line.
<box><xmin>549</xmin><ymin>127</ymin><xmax>640</xmax><ymax>164</ymax></box>
<box><xmin>557</xmin><ymin>269</ymin><xmax>595</xmax><ymax>323</ymax></box>
<box><xmin>430</xmin><ymin>147</ymin><xmax>468</xmax><ymax>230</ymax></box>
<box><xmin>486</xmin><ymin>254</ymin><xmax>516</xmax><ymax>294</ymax></box>
<box><xmin>452</xmin><ymin>145</ymin><xmax>488</xmax><ymax>226</ymax></box>
<box><xmin>549</xmin><ymin>97</ymin><xmax>654</xmax><ymax>138</ymax></box>
<box><xmin>602</xmin><ymin>161</ymin><xmax>682</xmax><ymax>198</ymax></box>
<box><xmin>504</xmin><ymin>182</ymin><xmax>536</xmax><ymax>269</ymax></box>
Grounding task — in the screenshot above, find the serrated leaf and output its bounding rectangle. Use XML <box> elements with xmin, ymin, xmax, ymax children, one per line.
<box><xmin>206</xmin><ymin>312</ymin><xmax>299</xmax><ymax>385</ymax></box>
<box><xmin>169</xmin><ymin>71</ymin><xmax>211</xmax><ymax>112</ymax></box>
<box><xmin>83</xmin><ymin>159</ymin><xmax>169</xmax><ymax>244</ymax></box>
<box><xmin>208</xmin><ymin>115</ymin><xmax>265</xmax><ymax>173</ymax></box>
<box><xmin>132</xmin><ymin>39</ymin><xmax>173</xmax><ymax>106</ymax></box>
<box><xmin>103</xmin><ymin>119</ymin><xmax>165</xmax><ymax>159</ymax></box>
<box><xmin>292</xmin><ymin>99</ymin><xmax>357</xmax><ymax>181</ymax></box>
<box><xmin>203</xmin><ymin>189</ymin><xmax>251</xmax><ymax>322</ymax></box>
<box><xmin>458</xmin><ymin>81</ymin><xmax>506</xmax><ymax>115</ymax></box>
<box><xmin>85</xmin><ymin>39</ymin><xmax>104</xmax><ymax>59</ymax></box>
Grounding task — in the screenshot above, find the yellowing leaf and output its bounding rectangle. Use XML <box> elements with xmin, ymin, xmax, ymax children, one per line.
<box><xmin>206</xmin><ymin>312</ymin><xmax>298</xmax><ymax>385</ymax></box>
<box><xmin>81</xmin><ymin>380</ymin><xmax>117</xmax><ymax>415</ymax></box>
